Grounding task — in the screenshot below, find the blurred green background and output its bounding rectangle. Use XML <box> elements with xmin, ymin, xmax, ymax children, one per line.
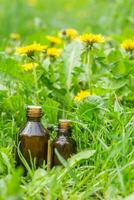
<box><xmin>0</xmin><ymin>0</ymin><xmax>134</xmax><ymax>38</ymax></box>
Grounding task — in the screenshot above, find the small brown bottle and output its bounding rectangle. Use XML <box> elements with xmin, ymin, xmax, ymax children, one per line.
<box><xmin>16</xmin><ymin>106</ymin><xmax>48</xmax><ymax>168</ymax></box>
<box><xmin>52</xmin><ymin>119</ymin><xmax>76</xmax><ymax>166</ymax></box>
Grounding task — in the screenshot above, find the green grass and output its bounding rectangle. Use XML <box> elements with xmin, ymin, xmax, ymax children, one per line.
<box><xmin>0</xmin><ymin>0</ymin><xmax>134</xmax><ymax>199</ymax></box>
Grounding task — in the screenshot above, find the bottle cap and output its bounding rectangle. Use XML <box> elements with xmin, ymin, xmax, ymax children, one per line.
<box><xmin>27</xmin><ymin>105</ymin><xmax>42</xmax><ymax>118</ymax></box>
<box><xmin>58</xmin><ymin>119</ymin><xmax>71</xmax><ymax>129</ymax></box>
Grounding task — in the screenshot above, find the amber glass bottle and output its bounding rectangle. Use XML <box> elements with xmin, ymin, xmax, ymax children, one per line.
<box><xmin>16</xmin><ymin>106</ymin><xmax>48</xmax><ymax>168</ymax></box>
<box><xmin>52</xmin><ymin>119</ymin><xmax>76</xmax><ymax>166</ymax></box>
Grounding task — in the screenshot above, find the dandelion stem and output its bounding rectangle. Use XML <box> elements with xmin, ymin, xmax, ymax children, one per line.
<box><xmin>86</xmin><ymin>50</ymin><xmax>93</xmax><ymax>94</ymax></box>
<box><xmin>32</xmin><ymin>64</ymin><xmax>39</xmax><ymax>104</ymax></box>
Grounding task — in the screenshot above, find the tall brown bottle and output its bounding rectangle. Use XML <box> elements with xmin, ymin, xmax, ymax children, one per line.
<box><xmin>16</xmin><ymin>106</ymin><xmax>48</xmax><ymax>168</ymax></box>
<box><xmin>52</xmin><ymin>119</ymin><xmax>76</xmax><ymax>166</ymax></box>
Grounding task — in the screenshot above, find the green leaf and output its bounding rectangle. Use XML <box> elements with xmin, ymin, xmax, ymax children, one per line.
<box><xmin>106</xmin><ymin>48</ymin><xmax>122</xmax><ymax>62</ymax></box>
<box><xmin>114</xmin><ymin>99</ymin><xmax>123</xmax><ymax>113</ymax></box>
<box><xmin>62</xmin><ymin>40</ymin><xmax>83</xmax><ymax>89</ymax></box>
<box><xmin>98</xmin><ymin>77</ymin><xmax>127</xmax><ymax>90</ymax></box>
<box><xmin>77</xmin><ymin>96</ymin><xmax>104</xmax><ymax>121</ymax></box>
<box><xmin>0</xmin><ymin>54</ymin><xmax>33</xmax><ymax>87</ymax></box>
<box><xmin>0</xmin><ymin>151</ymin><xmax>12</xmax><ymax>173</ymax></box>
<box><xmin>68</xmin><ymin>149</ymin><xmax>96</xmax><ymax>167</ymax></box>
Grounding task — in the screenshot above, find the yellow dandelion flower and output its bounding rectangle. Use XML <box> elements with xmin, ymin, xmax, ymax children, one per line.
<box><xmin>16</xmin><ymin>42</ymin><xmax>47</xmax><ymax>56</ymax></box>
<box><xmin>74</xmin><ymin>90</ymin><xmax>90</xmax><ymax>102</ymax></box>
<box><xmin>121</xmin><ymin>39</ymin><xmax>134</xmax><ymax>51</ymax></box>
<box><xmin>65</xmin><ymin>28</ymin><xmax>78</xmax><ymax>39</ymax></box>
<box><xmin>47</xmin><ymin>48</ymin><xmax>61</xmax><ymax>57</ymax></box>
<box><xmin>46</xmin><ymin>35</ymin><xmax>62</xmax><ymax>45</ymax></box>
<box><xmin>10</xmin><ymin>32</ymin><xmax>21</xmax><ymax>40</ymax></box>
<box><xmin>80</xmin><ymin>33</ymin><xmax>104</xmax><ymax>45</ymax></box>
<box><xmin>22</xmin><ymin>62</ymin><xmax>38</xmax><ymax>72</ymax></box>
<box><xmin>59</xmin><ymin>28</ymin><xmax>78</xmax><ymax>40</ymax></box>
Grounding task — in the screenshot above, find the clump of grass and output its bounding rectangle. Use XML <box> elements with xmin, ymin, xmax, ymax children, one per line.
<box><xmin>0</xmin><ymin>0</ymin><xmax>134</xmax><ymax>199</ymax></box>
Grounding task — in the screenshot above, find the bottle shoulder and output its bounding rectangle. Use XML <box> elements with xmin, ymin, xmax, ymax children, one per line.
<box><xmin>20</xmin><ymin>121</ymin><xmax>48</xmax><ymax>137</ymax></box>
<box><xmin>53</xmin><ymin>135</ymin><xmax>75</xmax><ymax>146</ymax></box>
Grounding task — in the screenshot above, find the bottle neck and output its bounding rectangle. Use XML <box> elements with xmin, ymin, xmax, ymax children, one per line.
<box><xmin>27</xmin><ymin>116</ymin><xmax>41</xmax><ymax>122</ymax></box>
<box><xmin>58</xmin><ymin>127</ymin><xmax>71</xmax><ymax>136</ymax></box>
